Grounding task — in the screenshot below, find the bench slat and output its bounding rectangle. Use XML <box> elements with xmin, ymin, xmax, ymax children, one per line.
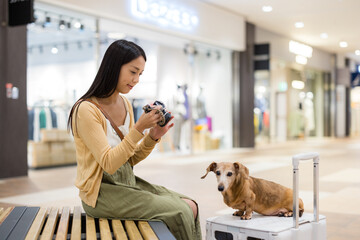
<box><xmin>55</xmin><ymin>207</ymin><xmax>70</xmax><ymax>240</ymax></box>
<box><xmin>40</xmin><ymin>207</ymin><xmax>59</xmax><ymax>240</ymax></box>
<box><xmin>0</xmin><ymin>207</ymin><xmax>13</xmax><ymax>225</ymax></box>
<box><xmin>25</xmin><ymin>207</ymin><xmax>47</xmax><ymax>240</ymax></box>
<box><xmin>125</xmin><ymin>220</ymin><xmax>143</xmax><ymax>240</ymax></box>
<box><xmin>112</xmin><ymin>219</ymin><xmax>128</xmax><ymax>240</ymax></box>
<box><xmin>0</xmin><ymin>206</ymin><xmax>26</xmax><ymax>239</ymax></box>
<box><xmin>86</xmin><ymin>215</ymin><xmax>97</xmax><ymax>240</ymax></box>
<box><xmin>138</xmin><ymin>221</ymin><xmax>159</xmax><ymax>240</ymax></box>
<box><xmin>0</xmin><ymin>206</ymin><xmax>175</xmax><ymax>240</ymax></box>
<box><xmin>7</xmin><ymin>207</ymin><xmax>40</xmax><ymax>240</ymax></box>
<box><xmin>70</xmin><ymin>206</ymin><xmax>82</xmax><ymax>240</ymax></box>
<box><xmin>148</xmin><ymin>221</ymin><xmax>176</xmax><ymax>240</ymax></box>
<box><xmin>99</xmin><ymin>218</ymin><xmax>112</xmax><ymax>239</ymax></box>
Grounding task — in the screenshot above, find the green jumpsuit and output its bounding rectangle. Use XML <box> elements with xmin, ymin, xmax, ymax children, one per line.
<box><xmin>82</xmin><ymin>161</ymin><xmax>202</xmax><ymax>240</ymax></box>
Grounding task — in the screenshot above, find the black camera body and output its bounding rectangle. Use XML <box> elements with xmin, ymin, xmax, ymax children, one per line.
<box><xmin>143</xmin><ymin>101</ymin><xmax>172</xmax><ymax>127</ymax></box>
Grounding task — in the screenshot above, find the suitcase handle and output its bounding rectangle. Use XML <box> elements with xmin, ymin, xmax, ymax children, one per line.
<box><xmin>292</xmin><ymin>152</ymin><xmax>320</xmax><ymax>229</ymax></box>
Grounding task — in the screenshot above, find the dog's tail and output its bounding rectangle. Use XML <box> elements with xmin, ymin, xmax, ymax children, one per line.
<box><xmin>299</xmin><ymin>209</ymin><xmax>304</xmax><ymax>217</ymax></box>
<box><xmin>299</xmin><ymin>198</ymin><xmax>304</xmax><ymax>217</ymax></box>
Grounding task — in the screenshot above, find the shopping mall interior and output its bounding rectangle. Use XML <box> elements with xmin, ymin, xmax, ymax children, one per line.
<box><xmin>0</xmin><ymin>0</ymin><xmax>359</xmax><ymax>239</ymax></box>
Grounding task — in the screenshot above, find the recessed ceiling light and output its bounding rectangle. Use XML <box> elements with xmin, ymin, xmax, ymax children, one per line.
<box><xmin>320</xmin><ymin>33</ymin><xmax>328</xmax><ymax>39</ymax></box>
<box><xmin>262</xmin><ymin>6</ymin><xmax>273</xmax><ymax>12</ymax></box>
<box><xmin>339</xmin><ymin>41</ymin><xmax>348</xmax><ymax>48</ymax></box>
<box><xmin>295</xmin><ymin>22</ymin><xmax>304</xmax><ymax>28</ymax></box>
<box><xmin>355</xmin><ymin>50</ymin><xmax>360</xmax><ymax>56</ymax></box>
<box><xmin>51</xmin><ymin>46</ymin><xmax>58</xmax><ymax>54</ymax></box>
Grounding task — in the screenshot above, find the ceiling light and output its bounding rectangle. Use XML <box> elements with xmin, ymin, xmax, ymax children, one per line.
<box><xmin>262</xmin><ymin>6</ymin><xmax>273</xmax><ymax>12</ymax></box>
<box><xmin>339</xmin><ymin>41</ymin><xmax>348</xmax><ymax>48</ymax></box>
<box><xmin>355</xmin><ymin>50</ymin><xmax>360</xmax><ymax>56</ymax></box>
<box><xmin>294</xmin><ymin>22</ymin><xmax>304</xmax><ymax>28</ymax></box>
<box><xmin>320</xmin><ymin>33</ymin><xmax>328</xmax><ymax>39</ymax></box>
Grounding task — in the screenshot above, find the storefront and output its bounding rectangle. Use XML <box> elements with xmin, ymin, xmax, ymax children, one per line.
<box><xmin>255</xmin><ymin>27</ymin><xmax>335</xmax><ymax>142</ymax></box>
<box><xmin>26</xmin><ymin>0</ymin><xmax>245</xmax><ymax>167</ymax></box>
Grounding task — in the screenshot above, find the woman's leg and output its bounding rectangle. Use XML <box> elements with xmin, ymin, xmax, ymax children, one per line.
<box><xmin>83</xmin><ymin>182</ymin><xmax>201</xmax><ymax>240</ymax></box>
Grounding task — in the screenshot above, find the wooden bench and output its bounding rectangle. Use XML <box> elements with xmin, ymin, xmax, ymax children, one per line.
<box><xmin>0</xmin><ymin>206</ymin><xmax>176</xmax><ymax>240</ymax></box>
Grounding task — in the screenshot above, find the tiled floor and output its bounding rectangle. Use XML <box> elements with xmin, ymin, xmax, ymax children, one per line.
<box><xmin>1</xmin><ymin>137</ymin><xmax>359</xmax><ymax>239</ymax></box>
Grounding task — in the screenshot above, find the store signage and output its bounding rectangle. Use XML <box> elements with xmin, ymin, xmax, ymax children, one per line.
<box><xmin>8</xmin><ymin>0</ymin><xmax>35</xmax><ymax>26</ymax></box>
<box><xmin>295</xmin><ymin>55</ymin><xmax>307</xmax><ymax>65</ymax></box>
<box><xmin>291</xmin><ymin>80</ymin><xmax>305</xmax><ymax>90</ymax></box>
<box><xmin>254</xmin><ymin>44</ymin><xmax>270</xmax><ymax>70</ymax></box>
<box><xmin>131</xmin><ymin>0</ymin><xmax>199</xmax><ymax>30</ymax></box>
<box><xmin>289</xmin><ymin>41</ymin><xmax>313</xmax><ymax>58</ymax></box>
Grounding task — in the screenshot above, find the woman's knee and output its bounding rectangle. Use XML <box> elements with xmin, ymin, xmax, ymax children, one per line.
<box><xmin>182</xmin><ymin>199</ymin><xmax>198</xmax><ymax>219</ymax></box>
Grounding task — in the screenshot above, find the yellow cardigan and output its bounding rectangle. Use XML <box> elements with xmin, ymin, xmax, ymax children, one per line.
<box><xmin>72</xmin><ymin>96</ymin><xmax>158</xmax><ymax>207</ymax></box>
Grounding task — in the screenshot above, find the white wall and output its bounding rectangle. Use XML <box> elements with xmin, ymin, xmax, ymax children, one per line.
<box><xmin>27</xmin><ymin>61</ymin><xmax>97</xmax><ymax>106</ymax></box>
<box><xmin>39</xmin><ymin>0</ymin><xmax>245</xmax><ymax>51</ymax></box>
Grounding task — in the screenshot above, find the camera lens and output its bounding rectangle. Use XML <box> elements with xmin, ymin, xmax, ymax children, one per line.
<box><xmin>142</xmin><ymin>101</ymin><xmax>172</xmax><ymax>127</ymax></box>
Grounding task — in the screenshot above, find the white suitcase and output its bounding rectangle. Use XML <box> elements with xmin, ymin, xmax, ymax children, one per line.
<box><xmin>206</xmin><ymin>152</ymin><xmax>327</xmax><ymax>240</ymax></box>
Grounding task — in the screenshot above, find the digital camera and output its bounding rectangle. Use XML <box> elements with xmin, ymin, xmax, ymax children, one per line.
<box><xmin>143</xmin><ymin>101</ymin><xmax>172</xmax><ymax>127</ymax></box>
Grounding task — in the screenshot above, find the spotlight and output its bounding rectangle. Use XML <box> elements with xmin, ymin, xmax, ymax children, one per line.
<box><xmin>59</xmin><ymin>19</ymin><xmax>66</xmax><ymax>30</ymax></box>
<box><xmin>216</xmin><ymin>50</ymin><xmax>221</xmax><ymax>60</ymax></box>
<box><xmin>206</xmin><ymin>50</ymin><xmax>211</xmax><ymax>58</ymax></box>
<box><xmin>51</xmin><ymin>46</ymin><xmax>59</xmax><ymax>54</ymax></box>
<box><xmin>74</xmin><ymin>21</ymin><xmax>81</xmax><ymax>29</ymax></box>
<box><xmin>43</xmin><ymin>15</ymin><xmax>51</xmax><ymax>28</ymax></box>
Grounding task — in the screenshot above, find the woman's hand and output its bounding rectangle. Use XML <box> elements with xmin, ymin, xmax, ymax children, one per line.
<box><xmin>134</xmin><ymin>107</ymin><xmax>162</xmax><ymax>133</ymax></box>
<box><xmin>149</xmin><ymin>115</ymin><xmax>174</xmax><ymax>141</ymax></box>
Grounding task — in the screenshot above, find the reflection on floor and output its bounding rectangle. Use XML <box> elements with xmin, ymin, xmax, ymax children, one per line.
<box><xmin>1</xmin><ymin>137</ymin><xmax>359</xmax><ymax>240</ymax></box>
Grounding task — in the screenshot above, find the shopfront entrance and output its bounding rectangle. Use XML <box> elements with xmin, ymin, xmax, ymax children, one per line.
<box><xmin>26</xmin><ymin>1</ymin><xmax>242</xmax><ymax>169</ymax></box>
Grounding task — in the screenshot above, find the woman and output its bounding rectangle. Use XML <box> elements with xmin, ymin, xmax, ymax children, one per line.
<box><xmin>68</xmin><ymin>39</ymin><xmax>202</xmax><ymax>239</ymax></box>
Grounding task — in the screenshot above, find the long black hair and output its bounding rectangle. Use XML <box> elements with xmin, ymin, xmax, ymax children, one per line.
<box><xmin>67</xmin><ymin>39</ymin><xmax>146</xmax><ymax>134</ymax></box>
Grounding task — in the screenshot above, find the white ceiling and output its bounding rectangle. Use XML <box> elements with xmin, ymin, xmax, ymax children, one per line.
<box><xmin>198</xmin><ymin>0</ymin><xmax>360</xmax><ymax>62</ymax></box>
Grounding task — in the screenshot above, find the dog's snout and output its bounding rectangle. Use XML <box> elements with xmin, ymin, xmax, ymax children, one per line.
<box><xmin>218</xmin><ymin>185</ymin><xmax>224</xmax><ymax>192</ymax></box>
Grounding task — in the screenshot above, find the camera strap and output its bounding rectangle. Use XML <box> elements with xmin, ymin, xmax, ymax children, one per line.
<box><xmin>84</xmin><ymin>99</ymin><xmax>125</xmax><ymax>141</ymax></box>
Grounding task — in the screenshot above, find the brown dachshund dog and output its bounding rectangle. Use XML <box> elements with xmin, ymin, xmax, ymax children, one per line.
<box><xmin>201</xmin><ymin>162</ymin><xmax>304</xmax><ymax>220</ymax></box>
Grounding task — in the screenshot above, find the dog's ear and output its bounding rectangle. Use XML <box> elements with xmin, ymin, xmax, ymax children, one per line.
<box><xmin>234</xmin><ymin>162</ymin><xmax>249</xmax><ymax>178</ymax></box>
<box><xmin>242</xmin><ymin>164</ymin><xmax>249</xmax><ymax>178</ymax></box>
<box><xmin>201</xmin><ymin>162</ymin><xmax>217</xmax><ymax>179</ymax></box>
<box><xmin>234</xmin><ymin>162</ymin><xmax>240</xmax><ymax>174</ymax></box>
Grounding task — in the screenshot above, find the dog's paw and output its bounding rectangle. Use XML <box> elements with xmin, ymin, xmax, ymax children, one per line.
<box><xmin>284</xmin><ymin>211</ymin><xmax>293</xmax><ymax>217</ymax></box>
<box><xmin>240</xmin><ymin>215</ymin><xmax>252</xmax><ymax>220</ymax></box>
<box><xmin>233</xmin><ymin>210</ymin><xmax>244</xmax><ymax>217</ymax></box>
